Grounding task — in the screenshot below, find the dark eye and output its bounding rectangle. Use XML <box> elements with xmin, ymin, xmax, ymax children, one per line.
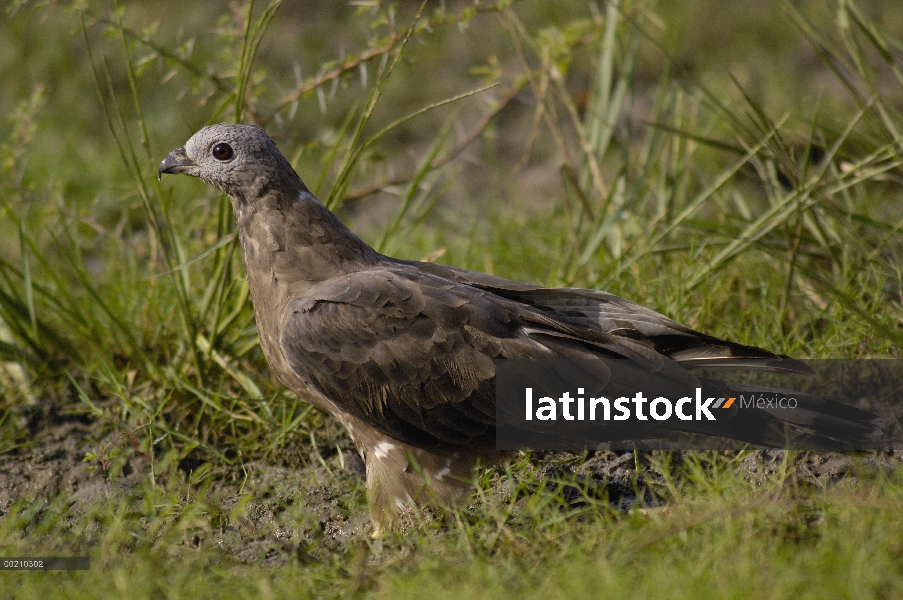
<box><xmin>211</xmin><ymin>143</ymin><xmax>234</xmax><ymax>161</ymax></box>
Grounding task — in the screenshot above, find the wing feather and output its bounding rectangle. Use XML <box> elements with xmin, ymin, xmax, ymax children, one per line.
<box><xmin>278</xmin><ymin>265</ymin><xmax>707</xmax><ymax>448</ymax></box>
<box><xmin>279</xmin><ymin>262</ymin><xmax>811</xmax><ymax>449</ymax></box>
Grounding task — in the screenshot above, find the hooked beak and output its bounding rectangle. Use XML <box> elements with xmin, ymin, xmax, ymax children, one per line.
<box><xmin>157</xmin><ymin>147</ymin><xmax>197</xmax><ymax>181</ymax></box>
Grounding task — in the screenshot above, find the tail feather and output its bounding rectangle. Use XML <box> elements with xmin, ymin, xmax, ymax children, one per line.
<box><xmin>691</xmin><ymin>378</ymin><xmax>884</xmax><ymax>450</ymax></box>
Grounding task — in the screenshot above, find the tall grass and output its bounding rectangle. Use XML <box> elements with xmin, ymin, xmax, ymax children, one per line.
<box><xmin>0</xmin><ymin>0</ymin><xmax>902</xmax><ymax>597</ymax></box>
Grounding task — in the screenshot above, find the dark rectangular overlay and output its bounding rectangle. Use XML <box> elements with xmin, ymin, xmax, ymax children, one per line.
<box><xmin>1</xmin><ymin>557</ymin><xmax>90</xmax><ymax>570</ymax></box>
<box><xmin>495</xmin><ymin>359</ymin><xmax>903</xmax><ymax>451</ymax></box>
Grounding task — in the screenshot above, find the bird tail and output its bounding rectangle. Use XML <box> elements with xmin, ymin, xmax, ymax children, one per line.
<box><xmin>685</xmin><ymin>377</ymin><xmax>884</xmax><ymax>451</ymax></box>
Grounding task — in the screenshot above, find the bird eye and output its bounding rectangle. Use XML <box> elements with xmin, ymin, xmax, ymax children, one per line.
<box><xmin>211</xmin><ymin>143</ymin><xmax>234</xmax><ymax>161</ymax></box>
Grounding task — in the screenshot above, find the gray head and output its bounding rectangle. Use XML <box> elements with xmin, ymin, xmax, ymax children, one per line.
<box><xmin>158</xmin><ymin>123</ymin><xmax>305</xmax><ymax>199</ymax></box>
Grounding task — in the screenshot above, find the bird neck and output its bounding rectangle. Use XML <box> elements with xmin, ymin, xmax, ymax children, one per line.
<box><xmin>230</xmin><ymin>188</ymin><xmax>382</xmax><ymax>348</ymax></box>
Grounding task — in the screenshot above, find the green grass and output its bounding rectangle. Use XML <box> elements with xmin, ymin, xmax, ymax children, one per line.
<box><xmin>1</xmin><ymin>0</ymin><xmax>903</xmax><ymax>597</ymax></box>
<box><xmin>3</xmin><ymin>452</ymin><xmax>903</xmax><ymax>598</ymax></box>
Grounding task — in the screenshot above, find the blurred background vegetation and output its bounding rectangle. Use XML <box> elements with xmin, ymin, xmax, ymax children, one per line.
<box><xmin>1</xmin><ymin>0</ymin><xmax>903</xmax><ymax>596</ymax></box>
<box><xmin>3</xmin><ymin>0</ymin><xmax>903</xmax><ymax>487</ymax></box>
<box><xmin>3</xmin><ymin>0</ymin><xmax>903</xmax><ymax>486</ymax></box>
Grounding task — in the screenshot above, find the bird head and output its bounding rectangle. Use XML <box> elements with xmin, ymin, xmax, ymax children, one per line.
<box><xmin>158</xmin><ymin>123</ymin><xmax>304</xmax><ymax>199</ymax></box>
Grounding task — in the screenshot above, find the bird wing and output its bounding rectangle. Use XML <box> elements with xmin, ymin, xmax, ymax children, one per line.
<box><xmin>278</xmin><ymin>264</ymin><xmax>701</xmax><ymax>448</ymax></box>
<box><xmin>410</xmin><ymin>261</ymin><xmax>809</xmax><ymax>372</ymax></box>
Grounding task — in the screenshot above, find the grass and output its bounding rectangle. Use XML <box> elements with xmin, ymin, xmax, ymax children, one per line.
<box><xmin>1</xmin><ymin>0</ymin><xmax>903</xmax><ymax>597</ymax></box>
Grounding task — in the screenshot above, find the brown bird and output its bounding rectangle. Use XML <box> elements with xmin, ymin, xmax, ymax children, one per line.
<box><xmin>159</xmin><ymin>123</ymin><xmax>879</xmax><ymax>534</ymax></box>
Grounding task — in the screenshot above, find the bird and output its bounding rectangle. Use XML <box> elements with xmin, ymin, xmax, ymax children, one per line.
<box><xmin>159</xmin><ymin>123</ymin><xmax>880</xmax><ymax>534</ymax></box>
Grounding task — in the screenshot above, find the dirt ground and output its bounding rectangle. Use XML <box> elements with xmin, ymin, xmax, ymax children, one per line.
<box><xmin>2</xmin><ymin>401</ymin><xmax>902</xmax><ymax>565</ymax></box>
